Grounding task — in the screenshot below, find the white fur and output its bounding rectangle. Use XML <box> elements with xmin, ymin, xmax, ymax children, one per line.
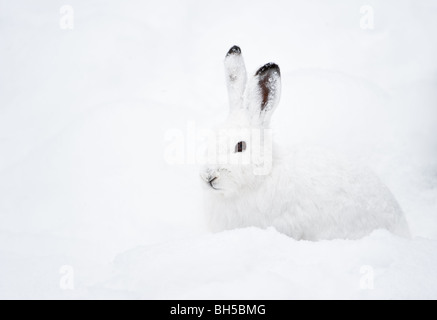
<box><xmin>224</xmin><ymin>47</ymin><xmax>247</xmax><ymax>111</ymax></box>
<box><xmin>200</xmin><ymin>47</ymin><xmax>410</xmax><ymax>240</ymax></box>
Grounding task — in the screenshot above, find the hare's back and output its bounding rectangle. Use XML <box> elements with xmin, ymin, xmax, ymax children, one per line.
<box><xmin>273</xmin><ymin>146</ymin><xmax>408</xmax><ymax>239</ymax></box>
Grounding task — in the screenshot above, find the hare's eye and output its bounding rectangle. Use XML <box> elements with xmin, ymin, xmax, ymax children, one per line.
<box><xmin>235</xmin><ymin>141</ymin><xmax>246</xmax><ymax>153</ymax></box>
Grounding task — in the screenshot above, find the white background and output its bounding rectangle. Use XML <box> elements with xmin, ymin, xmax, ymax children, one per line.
<box><xmin>0</xmin><ymin>0</ymin><xmax>436</xmax><ymax>299</ymax></box>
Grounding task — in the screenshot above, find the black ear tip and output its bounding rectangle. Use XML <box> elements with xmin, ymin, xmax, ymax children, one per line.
<box><xmin>256</xmin><ymin>63</ymin><xmax>280</xmax><ymax>76</ymax></box>
<box><xmin>226</xmin><ymin>45</ymin><xmax>241</xmax><ymax>56</ymax></box>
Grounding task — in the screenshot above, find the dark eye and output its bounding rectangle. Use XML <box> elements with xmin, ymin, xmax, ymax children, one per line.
<box><xmin>235</xmin><ymin>141</ymin><xmax>246</xmax><ymax>153</ymax></box>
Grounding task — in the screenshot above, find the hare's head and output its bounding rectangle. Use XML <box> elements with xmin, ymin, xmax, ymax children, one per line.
<box><xmin>200</xmin><ymin>46</ymin><xmax>281</xmax><ymax>196</ymax></box>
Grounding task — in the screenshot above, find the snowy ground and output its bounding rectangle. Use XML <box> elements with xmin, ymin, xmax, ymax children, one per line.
<box><xmin>0</xmin><ymin>0</ymin><xmax>437</xmax><ymax>299</ymax></box>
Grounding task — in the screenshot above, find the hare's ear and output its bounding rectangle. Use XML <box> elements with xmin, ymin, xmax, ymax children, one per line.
<box><xmin>224</xmin><ymin>46</ymin><xmax>247</xmax><ymax>112</ymax></box>
<box><xmin>245</xmin><ymin>63</ymin><xmax>281</xmax><ymax>127</ymax></box>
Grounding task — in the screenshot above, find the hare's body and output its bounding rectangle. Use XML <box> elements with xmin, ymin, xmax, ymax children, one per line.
<box><xmin>200</xmin><ymin>46</ymin><xmax>409</xmax><ymax>240</ymax></box>
<box><xmin>205</xmin><ymin>146</ymin><xmax>409</xmax><ymax>240</ymax></box>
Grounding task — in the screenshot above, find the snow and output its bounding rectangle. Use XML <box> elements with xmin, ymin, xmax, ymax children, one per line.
<box><xmin>0</xmin><ymin>0</ymin><xmax>436</xmax><ymax>299</ymax></box>
<box><xmin>106</xmin><ymin>228</ymin><xmax>437</xmax><ymax>300</ymax></box>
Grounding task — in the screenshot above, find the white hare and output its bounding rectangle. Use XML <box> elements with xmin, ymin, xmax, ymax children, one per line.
<box><xmin>200</xmin><ymin>46</ymin><xmax>410</xmax><ymax>240</ymax></box>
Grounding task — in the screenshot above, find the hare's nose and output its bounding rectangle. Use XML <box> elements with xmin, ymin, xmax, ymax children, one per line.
<box><xmin>200</xmin><ymin>169</ymin><xmax>219</xmax><ymax>182</ymax></box>
<box><xmin>208</xmin><ymin>176</ymin><xmax>218</xmax><ymax>184</ymax></box>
